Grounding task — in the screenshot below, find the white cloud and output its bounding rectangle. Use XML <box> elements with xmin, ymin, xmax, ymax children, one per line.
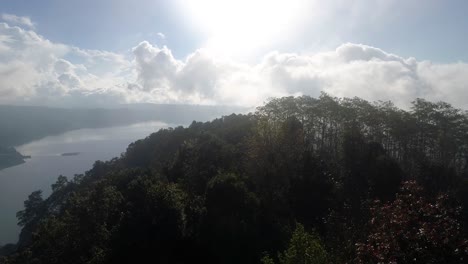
<box><xmin>156</xmin><ymin>32</ymin><xmax>165</xmax><ymax>39</ymax></box>
<box><xmin>130</xmin><ymin>41</ymin><xmax>468</xmax><ymax>109</ymax></box>
<box><xmin>0</xmin><ymin>21</ymin><xmax>140</xmax><ymax>106</ymax></box>
<box><xmin>1</xmin><ymin>17</ymin><xmax>468</xmax><ymax>109</ymax></box>
<box><xmin>1</xmin><ymin>14</ymin><xmax>35</xmax><ymax>29</ymax></box>
<box><xmin>131</xmin><ymin>42</ymin><xmax>276</xmax><ymax>105</ymax></box>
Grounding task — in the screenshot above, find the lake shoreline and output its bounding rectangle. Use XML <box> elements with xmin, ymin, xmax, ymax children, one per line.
<box><xmin>0</xmin><ymin>121</ymin><xmax>171</xmax><ymax>245</ymax></box>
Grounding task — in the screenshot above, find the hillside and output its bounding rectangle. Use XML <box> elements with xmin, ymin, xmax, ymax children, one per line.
<box><xmin>0</xmin><ymin>147</ymin><xmax>27</xmax><ymax>170</ymax></box>
<box><xmin>1</xmin><ymin>94</ymin><xmax>467</xmax><ymax>263</ymax></box>
<box><xmin>0</xmin><ymin>104</ymin><xmax>244</xmax><ymax>170</ymax></box>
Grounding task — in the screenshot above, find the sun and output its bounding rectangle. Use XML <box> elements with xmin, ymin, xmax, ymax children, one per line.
<box><xmin>177</xmin><ymin>0</ymin><xmax>309</xmax><ymax>59</ymax></box>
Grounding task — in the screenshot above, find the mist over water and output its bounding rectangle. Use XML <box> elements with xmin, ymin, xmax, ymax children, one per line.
<box><xmin>0</xmin><ymin>121</ymin><xmax>170</xmax><ymax>245</ymax></box>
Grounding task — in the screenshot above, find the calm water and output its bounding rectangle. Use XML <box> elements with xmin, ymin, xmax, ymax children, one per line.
<box><xmin>0</xmin><ymin>121</ymin><xmax>170</xmax><ymax>245</ymax></box>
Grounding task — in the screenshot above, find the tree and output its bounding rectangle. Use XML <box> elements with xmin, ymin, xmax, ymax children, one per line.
<box><xmin>16</xmin><ymin>190</ymin><xmax>46</xmax><ymax>248</ymax></box>
<box><xmin>203</xmin><ymin>173</ymin><xmax>261</xmax><ymax>263</ymax></box>
<box><xmin>17</xmin><ymin>191</ymin><xmax>44</xmax><ymax>228</ymax></box>
<box><xmin>4</xmin><ymin>95</ymin><xmax>468</xmax><ymax>264</ymax></box>
<box><xmin>355</xmin><ymin>181</ymin><xmax>468</xmax><ymax>263</ymax></box>
<box><xmin>262</xmin><ymin>223</ymin><xmax>328</xmax><ymax>264</ymax></box>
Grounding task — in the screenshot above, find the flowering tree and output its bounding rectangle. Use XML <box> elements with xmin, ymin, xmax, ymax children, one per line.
<box><xmin>355</xmin><ymin>181</ymin><xmax>468</xmax><ymax>263</ymax></box>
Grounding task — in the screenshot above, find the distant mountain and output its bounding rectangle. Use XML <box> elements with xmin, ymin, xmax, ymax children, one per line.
<box><xmin>0</xmin><ymin>104</ymin><xmax>246</xmax><ymax>170</ymax></box>
<box><xmin>0</xmin><ymin>104</ymin><xmax>246</xmax><ymax>148</ymax></box>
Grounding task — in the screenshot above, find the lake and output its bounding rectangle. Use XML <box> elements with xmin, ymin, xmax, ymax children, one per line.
<box><xmin>0</xmin><ymin>121</ymin><xmax>171</xmax><ymax>245</ymax></box>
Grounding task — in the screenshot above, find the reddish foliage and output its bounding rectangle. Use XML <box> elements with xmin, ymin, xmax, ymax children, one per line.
<box><xmin>355</xmin><ymin>181</ymin><xmax>468</xmax><ymax>263</ymax></box>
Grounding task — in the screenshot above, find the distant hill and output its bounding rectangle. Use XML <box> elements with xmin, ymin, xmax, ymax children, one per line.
<box><xmin>0</xmin><ymin>104</ymin><xmax>246</xmax><ymax>148</ymax></box>
<box><xmin>0</xmin><ymin>146</ymin><xmax>27</xmax><ymax>170</ymax></box>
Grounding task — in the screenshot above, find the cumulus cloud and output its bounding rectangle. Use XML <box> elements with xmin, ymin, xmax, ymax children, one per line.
<box><xmin>130</xmin><ymin>41</ymin><xmax>468</xmax><ymax>108</ymax></box>
<box><xmin>0</xmin><ymin>22</ymin><xmax>138</xmax><ymax>106</ymax></box>
<box><xmin>266</xmin><ymin>44</ymin><xmax>468</xmax><ymax>109</ymax></box>
<box><xmin>131</xmin><ymin>41</ymin><xmax>277</xmax><ymax>105</ymax></box>
<box><xmin>1</xmin><ymin>17</ymin><xmax>468</xmax><ymax>109</ymax></box>
<box><xmin>1</xmin><ymin>14</ymin><xmax>35</xmax><ymax>28</ymax></box>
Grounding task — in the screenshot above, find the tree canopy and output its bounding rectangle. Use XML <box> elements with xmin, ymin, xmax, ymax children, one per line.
<box><xmin>1</xmin><ymin>94</ymin><xmax>467</xmax><ymax>263</ymax></box>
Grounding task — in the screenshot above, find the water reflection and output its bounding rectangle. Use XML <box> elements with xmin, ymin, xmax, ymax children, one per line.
<box><xmin>0</xmin><ymin>121</ymin><xmax>170</xmax><ymax>245</ymax></box>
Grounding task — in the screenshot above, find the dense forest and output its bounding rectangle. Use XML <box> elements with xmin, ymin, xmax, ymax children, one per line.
<box><xmin>1</xmin><ymin>93</ymin><xmax>468</xmax><ymax>263</ymax></box>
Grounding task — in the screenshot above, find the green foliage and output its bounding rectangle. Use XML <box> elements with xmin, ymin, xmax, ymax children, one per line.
<box><xmin>17</xmin><ymin>191</ymin><xmax>44</xmax><ymax>228</ymax></box>
<box><xmin>261</xmin><ymin>254</ymin><xmax>276</xmax><ymax>264</ymax></box>
<box><xmin>3</xmin><ymin>95</ymin><xmax>468</xmax><ymax>263</ymax></box>
<box><xmin>262</xmin><ymin>224</ymin><xmax>328</xmax><ymax>264</ymax></box>
<box><xmin>278</xmin><ymin>224</ymin><xmax>328</xmax><ymax>264</ymax></box>
<box><xmin>203</xmin><ymin>173</ymin><xmax>260</xmax><ymax>263</ymax></box>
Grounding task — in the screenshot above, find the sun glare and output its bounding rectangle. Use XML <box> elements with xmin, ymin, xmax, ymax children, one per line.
<box><xmin>178</xmin><ymin>0</ymin><xmax>309</xmax><ymax>59</ymax></box>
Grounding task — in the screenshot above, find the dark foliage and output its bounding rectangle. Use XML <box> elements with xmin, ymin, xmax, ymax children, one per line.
<box><xmin>2</xmin><ymin>94</ymin><xmax>468</xmax><ymax>263</ymax></box>
<box><xmin>355</xmin><ymin>181</ymin><xmax>468</xmax><ymax>263</ymax></box>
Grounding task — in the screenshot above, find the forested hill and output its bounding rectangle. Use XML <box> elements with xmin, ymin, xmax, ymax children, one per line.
<box><xmin>2</xmin><ymin>94</ymin><xmax>468</xmax><ymax>263</ymax></box>
<box><xmin>0</xmin><ymin>147</ymin><xmax>28</xmax><ymax>170</ymax></box>
<box><xmin>0</xmin><ymin>104</ymin><xmax>243</xmax><ymax>147</ymax></box>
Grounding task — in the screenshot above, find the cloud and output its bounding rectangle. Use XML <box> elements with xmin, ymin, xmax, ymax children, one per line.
<box><xmin>130</xmin><ymin>41</ymin><xmax>468</xmax><ymax>109</ymax></box>
<box><xmin>0</xmin><ymin>22</ymin><xmax>137</xmax><ymax>107</ymax></box>
<box><xmin>156</xmin><ymin>32</ymin><xmax>166</xmax><ymax>39</ymax></box>
<box><xmin>1</xmin><ymin>17</ymin><xmax>468</xmax><ymax>109</ymax></box>
<box><xmin>131</xmin><ymin>42</ymin><xmax>275</xmax><ymax>105</ymax></box>
<box><xmin>1</xmin><ymin>14</ymin><xmax>35</xmax><ymax>29</ymax></box>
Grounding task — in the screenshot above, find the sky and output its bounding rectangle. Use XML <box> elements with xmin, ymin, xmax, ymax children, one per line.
<box><xmin>1</xmin><ymin>0</ymin><xmax>468</xmax><ymax>108</ymax></box>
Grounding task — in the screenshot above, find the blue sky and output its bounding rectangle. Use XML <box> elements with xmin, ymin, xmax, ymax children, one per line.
<box><xmin>1</xmin><ymin>0</ymin><xmax>468</xmax><ymax>107</ymax></box>
<box><xmin>3</xmin><ymin>0</ymin><xmax>468</xmax><ymax>62</ymax></box>
<box><xmin>1</xmin><ymin>0</ymin><xmax>197</xmax><ymax>56</ymax></box>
